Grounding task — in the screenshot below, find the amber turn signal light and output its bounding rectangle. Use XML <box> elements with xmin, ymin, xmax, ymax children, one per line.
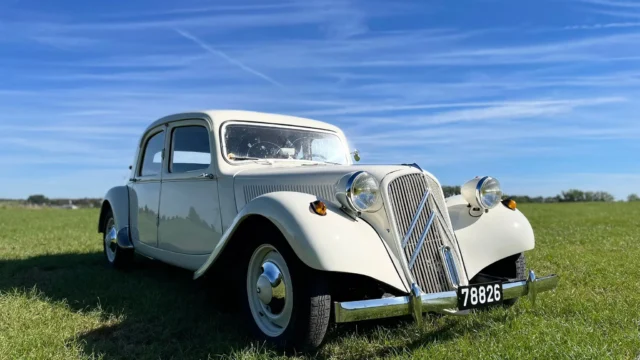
<box><xmin>501</xmin><ymin>198</ymin><xmax>517</xmax><ymax>210</ymax></box>
<box><xmin>310</xmin><ymin>200</ymin><xmax>327</xmax><ymax>216</ymax></box>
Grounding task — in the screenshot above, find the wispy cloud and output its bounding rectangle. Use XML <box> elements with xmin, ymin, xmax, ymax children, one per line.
<box><xmin>564</xmin><ymin>21</ymin><xmax>640</xmax><ymax>29</ymax></box>
<box><xmin>295</xmin><ymin>0</ymin><xmax>369</xmax><ymax>39</ymax></box>
<box><xmin>175</xmin><ymin>29</ymin><xmax>284</xmax><ymax>88</ymax></box>
<box><xmin>190</xmin><ymin>31</ymin><xmax>640</xmax><ymax>71</ymax></box>
<box><xmin>578</xmin><ymin>0</ymin><xmax>640</xmax><ymax>19</ymax></box>
<box><xmin>587</xmin><ymin>9</ymin><xmax>640</xmax><ymax>18</ymax></box>
<box><xmin>0</xmin><ymin>137</ymin><xmax>114</xmax><ymax>154</ymax></box>
<box><xmin>301</xmin><ymin>97</ymin><xmax>625</xmax><ymax>117</ymax></box>
<box><xmin>13</xmin><ymin>4</ymin><xmax>374</xmax><ymax>33</ymax></box>
<box><xmin>580</xmin><ymin>0</ymin><xmax>640</xmax><ymax>8</ymax></box>
<box><xmin>30</xmin><ymin>35</ymin><xmax>100</xmax><ymax>50</ymax></box>
<box><xmin>0</xmin><ymin>125</ymin><xmax>142</xmax><ymax>135</ymax></box>
<box><xmin>108</xmin><ymin>3</ymin><xmax>297</xmax><ymax>17</ymax></box>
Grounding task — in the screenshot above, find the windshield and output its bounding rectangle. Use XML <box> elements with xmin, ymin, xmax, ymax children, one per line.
<box><xmin>223</xmin><ymin>123</ymin><xmax>348</xmax><ymax>164</ymax></box>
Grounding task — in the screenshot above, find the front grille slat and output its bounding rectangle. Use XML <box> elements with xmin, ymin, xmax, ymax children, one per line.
<box><xmin>402</xmin><ymin>190</ymin><xmax>429</xmax><ymax>248</ymax></box>
<box><xmin>408</xmin><ymin>212</ymin><xmax>435</xmax><ymax>268</ymax></box>
<box><xmin>388</xmin><ymin>173</ymin><xmax>454</xmax><ymax>293</ymax></box>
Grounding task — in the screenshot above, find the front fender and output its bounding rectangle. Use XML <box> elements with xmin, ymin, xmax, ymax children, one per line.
<box><xmin>98</xmin><ymin>186</ymin><xmax>133</xmax><ymax>249</ymax></box>
<box><xmin>194</xmin><ymin>191</ymin><xmax>407</xmax><ymax>293</ymax></box>
<box><xmin>446</xmin><ymin>195</ymin><xmax>535</xmax><ymax>279</ymax></box>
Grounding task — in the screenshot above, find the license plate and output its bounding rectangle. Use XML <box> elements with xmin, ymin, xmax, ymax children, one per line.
<box><xmin>457</xmin><ymin>282</ymin><xmax>503</xmax><ymax>310</ymax></box>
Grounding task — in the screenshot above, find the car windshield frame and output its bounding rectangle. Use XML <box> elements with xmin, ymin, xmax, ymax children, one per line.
<box><xmin>220</xmin><ymin>121</ymin><xmax>349</xmax><ymax>165</ymax></box>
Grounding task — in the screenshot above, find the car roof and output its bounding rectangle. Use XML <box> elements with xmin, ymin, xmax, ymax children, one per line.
<box><xmin>144</xmin><ymin>109</ymin><xmax>342</xmax><ymax>134</ymax></box>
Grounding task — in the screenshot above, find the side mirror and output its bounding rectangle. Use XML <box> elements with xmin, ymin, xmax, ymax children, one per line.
<box><xmin>351</xmin><ymin>149</ymin><xmax>360</xmax><ymax>162</ymax></box>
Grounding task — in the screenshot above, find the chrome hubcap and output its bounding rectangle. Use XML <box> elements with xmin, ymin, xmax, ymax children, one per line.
<box><xmin>247</xmin><ymin>245</ymin><xmax>293</xmax><ymax>337</ymax></box>
<box><xmin>256</xmin><ymin>261</ymin><xmax>286</xmax><ymax>314</ymax></box>
<box><xmin>104</xmin><ymin>219</ymin><xmax>118</xmax><ymax>262</ymax></box>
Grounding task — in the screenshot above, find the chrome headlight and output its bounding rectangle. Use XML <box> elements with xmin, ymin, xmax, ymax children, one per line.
<box><xmin>335</xmin><ymin>171</ymin><xmax>382</xmax><ymax>213</ymax></box>
<box><xmin>461</xmin><ymin>176</ymin><xmax>503</xmax><ymax>209</ymax></box>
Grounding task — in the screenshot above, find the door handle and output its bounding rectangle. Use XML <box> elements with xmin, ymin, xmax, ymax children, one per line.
<box><xmin>197</xmin><ymin>173</ymin><xmax>216</xmax><ymax>180</ymax></box>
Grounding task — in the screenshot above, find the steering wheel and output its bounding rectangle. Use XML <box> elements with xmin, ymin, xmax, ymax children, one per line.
<box><xmin>247</xmin><ymin>141</ymin><xmax>283</xmax><ymax>158</ymax></box>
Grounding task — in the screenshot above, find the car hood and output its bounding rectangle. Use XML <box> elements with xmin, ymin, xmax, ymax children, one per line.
<box><xmin>232</xmin><ymin>164</ymin><xmax>411</xmax><ymax>210</ymax></box>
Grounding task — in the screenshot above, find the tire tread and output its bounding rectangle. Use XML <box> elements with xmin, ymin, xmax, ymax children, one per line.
<box><xmin>306</xmin><ymin>293</ymin><xmax>331</xmax><ymax>347</ymax></box>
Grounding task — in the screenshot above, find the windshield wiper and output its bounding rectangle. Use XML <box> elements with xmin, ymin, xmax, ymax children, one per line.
<box><xmin>301</xmin><ymin>160</ymin><xmax>342</xmax><ymax>166</ymax></box>
<box><xmin>229</xmin><ymin>156</ymin><xmax>273</xmax><ymax>164</ymax></box>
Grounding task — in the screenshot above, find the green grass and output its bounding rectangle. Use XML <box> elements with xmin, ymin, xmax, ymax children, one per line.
<box><xmin>0</xmin><ymin>204</ymin><xmax>639</xmax><ymax>359</ymax></box>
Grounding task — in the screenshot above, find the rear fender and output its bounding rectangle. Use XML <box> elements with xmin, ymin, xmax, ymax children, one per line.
<box><xmin>194</xmin><ymin>192</ymin><xmax>408</xmax><ymax>293</ymax></box>
<box><xmin>446</xmin><ymin>195</ymin><xmax>535</xmax><ymax>279</ymax></box>
<box><xmin>98</xmin><ymin>186</ymin><xmax>134</xmax><ymax>249</ymax></box>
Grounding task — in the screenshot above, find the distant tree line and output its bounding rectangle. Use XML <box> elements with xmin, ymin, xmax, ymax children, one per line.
<box><xmin>442</xmin><ymin>186</ymin><xmax>637</xmax><ymax>203</ymax></box>
<box><xmin>23</xmin><ymin>194</ymin><xmax>102</xmax><ymax>208</ymax></box>
<box><xmin>4</xmin><ymin>189</ymin><xmax>640</xmax><ymax>208</ymax></box>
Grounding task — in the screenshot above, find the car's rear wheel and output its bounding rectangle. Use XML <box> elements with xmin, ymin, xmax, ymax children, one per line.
<box><xmin>242</xmin><ymin>234</ymin><xmax>331</xmax><ymax>349</ymax></box>
<box><xmin>102</xmin><ymin>210</ymin><xmax>134</xmax><ymax>269</ymax></box>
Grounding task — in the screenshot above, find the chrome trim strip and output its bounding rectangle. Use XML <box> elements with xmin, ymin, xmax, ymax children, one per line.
<box><xmin>401</xmin><ymin>189</ymin><xmax>430</xmax><ymax>249</ymax></box>
<box><xmin>334</xmin><ymin>272</ymin><xmax>559</xmax><ymax>323</ymax></box>
<box><xmin>527</xmin><ymin>270</ymin><xmax>537</xmax><ymax>305</ymax></box>
<box><xmin>440</xmin><ymin>245</ymin><xmax>460</xmax><ymax>288</ymax></box>
<box><xmin>116</xmin><ymin>226</ymin><xmax>134</xmax><ymax>249</ymax></box>
<box><xmin>408</xmin><ymin>212</ymin><xmax>436</xmax><ymax>269</ymax></box>
<box><xmin>409</xmin><ymin>283</ymin><xmax>423</xmax><ymax>324</ymax></box>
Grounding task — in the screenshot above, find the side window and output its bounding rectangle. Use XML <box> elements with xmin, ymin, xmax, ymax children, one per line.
<box><xmin>140</xmin><ymin>131</ymin><xmax>165</xmax><ymax>177</ymax></box>
<box><xmin>170</xmin><ymin>126</ymin><xmax>211</xmax><ymax>173</ymax></box>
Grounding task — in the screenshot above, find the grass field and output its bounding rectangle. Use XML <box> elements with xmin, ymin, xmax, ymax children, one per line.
<box><xmin>1</xmin><ymin>203</ymin><xmax>639</xmax><ymax>359</ymax></box>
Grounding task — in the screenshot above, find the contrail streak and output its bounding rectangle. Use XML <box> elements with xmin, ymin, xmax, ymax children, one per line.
<box><xmin>175</xmin><ymin>28</ymin><xmax>284</xmax><ymax>88</ymax></box>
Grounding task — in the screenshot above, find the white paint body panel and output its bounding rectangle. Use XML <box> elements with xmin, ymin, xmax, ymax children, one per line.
<box><xmin>100</xmin><ymin>186</ymin><xmax>130</xmax><ymax>236</ymax></box>
<box><xmin>446</xmin><ymin>195</ymin><xmax>535</xmax><ymax>279</ymax></box>
<box><xmin>194</xmin><ymin>191</ymin><xmax>408</xmax><ymax>292</ymax></box>
<box><xmin>136</xmin><ymin>241</ymin><xmax>210</xmax><ymax>271</ymax></box>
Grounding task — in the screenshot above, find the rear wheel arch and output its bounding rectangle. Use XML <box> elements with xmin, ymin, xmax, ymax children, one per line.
<box><xmin>98</xmin><ymin>200</ymin><xmax>113</xmax><ymax>233</ymax></box>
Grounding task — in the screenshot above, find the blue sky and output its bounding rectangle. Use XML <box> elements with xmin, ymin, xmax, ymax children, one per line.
<box><xmin>1</xmin><ymin>0</ymin><xmax>639</xmax><ymax>199</ymax></box>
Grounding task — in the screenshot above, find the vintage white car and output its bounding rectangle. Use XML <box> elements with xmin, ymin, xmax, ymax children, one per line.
<box><xmin>98</xmin><ymin>110</ymin><xmax>558</xmax><ymax>348</ymax></box>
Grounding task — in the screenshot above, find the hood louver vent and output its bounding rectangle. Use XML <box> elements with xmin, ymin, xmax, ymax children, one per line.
<box><xmin>243</xmin><ymin>184</ymin><xmax>335</xmax><ymax>203</ymax></box>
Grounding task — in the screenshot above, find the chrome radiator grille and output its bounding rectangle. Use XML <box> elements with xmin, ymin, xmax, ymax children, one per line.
<box><xmin>388</xmin><ymin>173</ymin><xmax>455</xmax><ymax>294</ymax></box>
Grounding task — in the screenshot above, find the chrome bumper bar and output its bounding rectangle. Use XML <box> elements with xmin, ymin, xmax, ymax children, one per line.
<box><xmin>334</xmin><ymin>270</ymin><xmax>558</xmax><ymax>323</ymax></box>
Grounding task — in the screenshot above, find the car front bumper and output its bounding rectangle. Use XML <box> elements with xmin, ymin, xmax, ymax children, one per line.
<box><xmin>334</xmin><ymin>270</ymin><xmax>558</xmax><ymax>323</ymax></box>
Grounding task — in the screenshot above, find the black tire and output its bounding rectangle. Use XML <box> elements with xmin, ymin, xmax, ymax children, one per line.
<box><xmin>502</xmin><ymin>253</ymin><xmax>527</xmax><ymax>307</ymax></box>
<box><xmin>102</xmin><ymin>209</ymin><xmax>134</xmax><ymax>269</ymax></box>
<box><xmin>240</xmin><ymin>229</ymin><xmax>331</xmax><ymax>350</ymax></box>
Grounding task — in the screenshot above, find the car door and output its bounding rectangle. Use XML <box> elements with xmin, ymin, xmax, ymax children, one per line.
<box><xmin>129</xmin><ymin>127</ymin><xmax>165</xmax><ymax>248</ymax></box>
<box><xmin>157</xmin><ymin>119</ymin><xmax>223</xmax><ymax>255</ymax></box>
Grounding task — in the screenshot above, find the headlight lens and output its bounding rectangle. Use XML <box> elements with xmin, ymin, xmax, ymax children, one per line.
<box><xmin>478</xmin><ymin>177</ymin><xmax>502</xmax><ymax>209</ymax></box>
<box><xmin>335</xmin><ymin>171</ymin><xmax>382</xmax><ymax>213</ymax></box>
<box><xmin>461</xmin><ymin>176</ymin><xmax>503</xmax><ymax>209</ymax></box>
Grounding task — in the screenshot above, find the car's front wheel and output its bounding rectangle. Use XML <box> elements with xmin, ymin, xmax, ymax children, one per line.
<box><xmin>102</xmin><ymin>210</ymin><xmax>134</xmax><ymax>269</ymax></box>
<box><xmin>243</xmin><ymin>237</ymin><xmax>331</xmax><ymax>349</ymax></box>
